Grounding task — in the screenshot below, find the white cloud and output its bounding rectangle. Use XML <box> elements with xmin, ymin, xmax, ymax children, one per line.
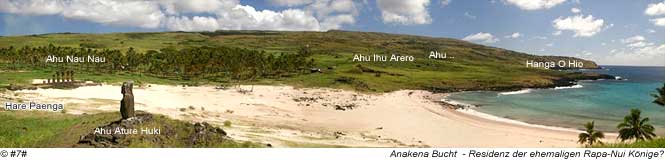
<box><xmin>165</xmin><ymin>16</ymin><xmax>219</xmax><ymax>31</ymax></box>
<box><xmin>597</xmin><ymin>44</ymin><xmax>665</xmax><ymax>66</ymax></box>
<box><xmin>620</xmin><ymin>35</ymin><xmax>654</xmax><ymax>48</ymax></box>
<box><xmin>546</xmin><ymin>43</ymin><xmax>554</xmax><ymax>47</ymax></box>
<box><xmin>462</xmin><ymin>32</ymin><xmax>499</xmax><ymax>43</ymax></box>
<box><xmin>645</xmin><ymin>1</ymin><xmax>665</xmax><ymax>28</ymax></box>
<box><xmin>532</xmin><ymin>36</ymin><xmax>548</xmax><ymax>40</ymax></box>
<box><xmin>504</xmin><ymin>32</ymin><xmax>521</xmax><ymax>38</ymax></box>
<box><xmin>647</xmin><ymin>29</ymin><xmax>656</xmax><ymax>33</ymax></box>
<box><xmin>582</xmin><ymin>50</ymin><xmax>592</xmax><ymax>56</ymax></box>
<box><xmin>0</xmin><ymin>0</ymin><xmax>358</xmax><ymax>31</ymax></box>
<box><xmin>63</xmin><ymin>0</ymin><xmax>165</xmax><ymax>29</ymax></box>
<box><xmin>504</xmin><ymin>0</ymin><xmax>566</xmax><ymax>10</ymax></box>
<box><xmin>552</xmin><ymin>30</ymin><xmax>562</xmax><ymax>36</ymax></box>
<box><xmin>574</xmin><ymin>50</ymin><xmax>593</xmax><ymax>60</ymax></box>
<box><xmin>158</xmin><ymin>0</ymin><xmax>237</xmax><ymax>14</ymax></box>
<box><xmin>307</xmin><ymin>0</ymin><xmax>357</xmax><ymax>18</ymax></box>
<box><xmin>621</xmin><ymin>35</ymin><xmax>645</xmax><ymax>44</ymax></box>
<box><xmin>464</xmin><ymin>12</ymin><xmax>476</xmax><ymax>19</ymax></box>
<box><xmin>1</xmin><ymin>0</ymin><xmax>166</xmax><ymax>28</ymax></box>
<box><xmin>440</xmin><ymin>0</ymin><xmax>451</xmax><ymax>7</ymax></box>
<box><xmin>305</xmin><ymin>0</ymin><xmax>358</xmax><ymax>30</ymax></box>
<box><xmin>634</xmin><ymin>44</ymin><xmax>665</xmax><ymax>56</ymax></box>
<box><xmin>571</xmin><ymin>7</ymin><xmax>580</xmax><ymax>13</ymax></box>
<box><xmin>318</xmin><ymin>14</ymin><xmax>355</xmax><ymax>30</ymax></box>
<box><xmin>552</xmin><ymin>14</ymin><xmax>605</xmax><ymax>37</ymax></box>
<box><xmin>268</xmin><ymin>0</ymin><xmax>361</xmax><ymax>29</ymax></box>
<box><xmin>207</xmin><ymin>6</ymin><xmax>322</xmax><ymax>31</ymax></box>
<box><xmin>269</xmin><ymin>0</ymin><xmax>312</xmax><ymax>7</ymax></box>
<box><xmin>0</xmin><ymin>0</ymin><xmax>64</xmax><ymax>15</ymax></box>
<box><xmin>645</xmin><ymin>1</ymin><xmax>665</xmax><ymax>16</ymax></box>
<box><xmin>627</xmin><ymin>41</ymin><xmax>654</xmax><ymax>48</ymax></box>
<box><xmin>376</xmin><ymin>0</ymin><xmax>431</xmax><ymax>25</ymax></box>
<box><xmin>651</xmin><ymin>18</ymin><xmax>665</xmax><ymax>26</ymax></box>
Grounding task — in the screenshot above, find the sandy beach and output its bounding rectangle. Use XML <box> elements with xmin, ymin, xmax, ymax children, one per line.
<box><xmin>2</xmin><ymin>84</ymin><xmax>617</xmax><ymax>147</ymax></box>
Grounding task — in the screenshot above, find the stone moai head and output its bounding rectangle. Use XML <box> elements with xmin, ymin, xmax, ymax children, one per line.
<box><xmin>121</xmin><ymin>81</ymin><xmax>133</xmax><ymax>95</ymax></box>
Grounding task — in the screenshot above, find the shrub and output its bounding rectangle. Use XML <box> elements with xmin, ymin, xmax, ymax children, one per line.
<box><xmin>79</xmin><ymin>42</ymin><xmax>106</xmax><ymax>48</ymax></box>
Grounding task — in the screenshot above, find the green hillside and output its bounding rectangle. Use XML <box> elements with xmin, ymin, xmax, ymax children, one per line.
<box><xmin>0</xmin><ymin>30</ymin><xmax>607</xmax><ymax>92</ymax></box>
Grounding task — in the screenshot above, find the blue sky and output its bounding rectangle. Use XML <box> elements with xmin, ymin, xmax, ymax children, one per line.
<box><xmin>1</xmin><ymin>0</ymin><xmax>664</xmax><ymax>66</ymax></box>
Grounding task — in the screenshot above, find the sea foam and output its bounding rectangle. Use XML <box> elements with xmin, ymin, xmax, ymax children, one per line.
<box><xmin>553</xmin><ymin>84</ymin><xmax>583</xmax><ymax>90</ymax></box>
<box><xmin>498</xmin><ymin>89</ymin><xmax>532</xmax><ymax>95</ymax></box>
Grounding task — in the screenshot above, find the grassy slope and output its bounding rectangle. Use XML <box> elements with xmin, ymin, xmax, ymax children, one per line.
<box><xmin>0</xmin><ymin>109</ymin><xmax>259</xmax><ymax>148</ymax></box>
<box><xmin>0</xmin><ymin>30</ymin><xmax>598</xmax><ymax>92</ymax></box>
<box><xmin>0</xmin><ymin>110</ymin><xmax>114</xmax><ymax>147</ymax></box>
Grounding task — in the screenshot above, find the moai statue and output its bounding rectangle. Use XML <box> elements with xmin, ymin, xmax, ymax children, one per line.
<box><xmin>68</xmin><ymin>71</ymin><xmax>74</xmax><ymax>82</ymax></box>
<box><xmin>56</xmin><ymin>72</ymin><xmax>62</xmax><ymax>83</ymax></box>
<box><xmin>52</xmin><ymin>74</ymin><xmax>56</xmax><ymax>83</ymax></box>
<box><xmin>65</xmin><ymin>71</ymin><xmax>70</xmax><ymax>83</ymax></box>
<box><xmin>63</xmin><ymin>71</ymin><xmax>68</xmax><ymax>83</ymax></box>
<box><xmin>59</xmin><ymin>71</ymin><xmax>64</xmax><ymax>83</ymax></box>
<box><xmin>120</xmin><ymin>81</ymin><xmax>135</xmax><ymax>119</ymax></box>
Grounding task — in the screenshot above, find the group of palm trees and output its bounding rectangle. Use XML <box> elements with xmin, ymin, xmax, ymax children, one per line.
<box><xmin>578</xmin><ymin>83</ymin><xmax>665</xmax><ymax>146</ymax></box>
<box><xmin>0</xmin><ymin>44</ymin><xmax>315</xmax><ymax>82</ymax></box>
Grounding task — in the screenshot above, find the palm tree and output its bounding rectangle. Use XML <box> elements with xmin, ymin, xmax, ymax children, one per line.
<box><xmin>617</xmin><ymin>108</ymin><xmax>656</xmax><ymax>142</ymax></box>
<box><xmin>578</xmin><ymin>121</ymin><xmax>604</xmax><ymax>146</ymax></box>
<box><xmin>653</xmin><ymin>83</ymin><xmax>665</xmax><ymax>107</ymax></box>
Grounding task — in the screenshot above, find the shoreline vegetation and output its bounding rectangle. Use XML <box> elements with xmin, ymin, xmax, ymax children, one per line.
<box><xmin>1</xmin><ymin>30</ymin><xmax>661</xmax><ymax>148</ymax></box>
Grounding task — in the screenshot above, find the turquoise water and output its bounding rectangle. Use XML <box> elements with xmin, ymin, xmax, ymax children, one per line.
<box><xmin>448</xmin><ymin>66</ymin><xmax>665</xmax><ymax>133</ymax></box>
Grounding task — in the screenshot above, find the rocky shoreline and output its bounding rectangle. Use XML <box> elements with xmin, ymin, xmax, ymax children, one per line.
<box><xmin>426</xmin><ymin>71</ymin><xmax>615</xmax><ymax>93</ymax></box>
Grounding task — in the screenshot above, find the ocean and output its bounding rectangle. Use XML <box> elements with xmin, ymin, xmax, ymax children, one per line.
<box><xmin>447</xmin><ymin>66</ymin><xmax>665</xmax><ymax>133</ymax></box>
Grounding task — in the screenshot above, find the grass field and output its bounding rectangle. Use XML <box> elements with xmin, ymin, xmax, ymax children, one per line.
<box><xmin>0</xmin><ymin>110</ymin><xmax>260</xmax><ymax>148</ymax></box>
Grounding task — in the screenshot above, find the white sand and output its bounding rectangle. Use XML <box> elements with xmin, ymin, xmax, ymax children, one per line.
<box><xmin>5</xmin><ymin>84</ymin><xmax>616</xmax><ymax>147</ymax></box>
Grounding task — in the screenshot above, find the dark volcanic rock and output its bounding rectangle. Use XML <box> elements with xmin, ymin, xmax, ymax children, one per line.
<box><xmin>77</xmin><ymin>113</ymin><xmax>231</xmax><ymax>148</ymax></box>
<box><xmin>78</xmin><ymin>113</ymin><xmax>153</xmax><ymax>148</ymax></box>
<box><xmin>426</xmin><ymin>72</ymin><xmax>615</xmax><ymax>93</ymax></box>
<box><xmin>188</xmin><ymin>122</ymin><xmax>228</xmax><ymax>146</ymax></box>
